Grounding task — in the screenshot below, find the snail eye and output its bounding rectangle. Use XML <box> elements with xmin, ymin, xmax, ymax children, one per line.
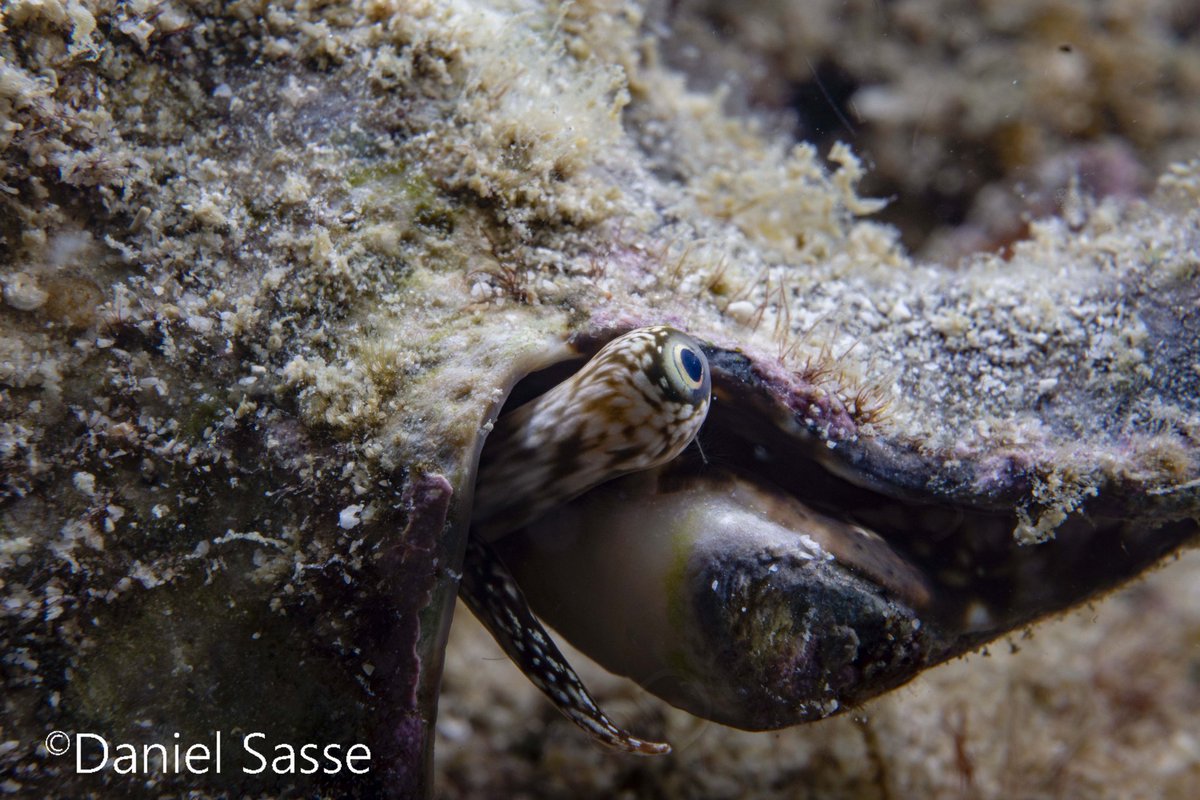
<box><xmin>679</xmin><ymin>346</ymin><xmax>703</xmax><ymax>384</ymax></box>
<box><xmin>664</xmin><ymin>336</ymin><xmax>709</xmax><ymax>401</ymax></box>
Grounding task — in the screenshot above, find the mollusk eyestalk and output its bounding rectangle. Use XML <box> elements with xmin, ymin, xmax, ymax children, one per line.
<box><xmin>463</xmin><ymin>326</ymin><xmax>711</xmax><ymax>753</ymax></box>
<box><xmin>472</xmin><ymin>326</ymin><xmax>712</xmax><ymax>542</ymax></box>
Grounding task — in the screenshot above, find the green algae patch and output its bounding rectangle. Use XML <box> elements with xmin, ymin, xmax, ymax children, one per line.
<box><xmin>346</xmin><ymin>162</ymin><xmax>456</xmax><ymax>232</ymax></box>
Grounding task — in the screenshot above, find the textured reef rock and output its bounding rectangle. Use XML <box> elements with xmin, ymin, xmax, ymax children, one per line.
<box><xmin>1</xmin><ymin>1</ymin><xmax>1197</xmax><ymax>798</ymax></box>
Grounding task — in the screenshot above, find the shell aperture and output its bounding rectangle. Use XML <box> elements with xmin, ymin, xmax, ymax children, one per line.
<box><xmin>460</xmin><ymin>326</ymin><xmax>1200</xmax><ymax>752</ymax></box>
<box><xmin>471</xmin><ymin>326</ymin><xmax>712</xmax><ymax>542</ymax></box>
<box><xmin>461</xmin><ymin>326</ymin><xmax>711</xmax><ymax>755</ymax></box>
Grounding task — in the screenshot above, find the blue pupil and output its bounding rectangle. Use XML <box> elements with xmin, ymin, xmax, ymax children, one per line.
<box><xmin>679</xmin><ymin>347</ymin><xmax>703</xmax><ymax>383</ymax></box>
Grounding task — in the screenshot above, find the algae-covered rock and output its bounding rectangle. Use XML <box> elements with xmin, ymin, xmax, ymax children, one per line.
<box><xmin>1</xmin><ymin>1</ymin><xmax>1197</xmax><ymax>798</ymax></box>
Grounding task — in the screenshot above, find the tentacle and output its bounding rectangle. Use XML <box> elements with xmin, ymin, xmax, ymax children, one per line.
<box><xmin>459</xmin><ymin>537</ymin><xmax>671</xmax><ymax>756</ymax></box>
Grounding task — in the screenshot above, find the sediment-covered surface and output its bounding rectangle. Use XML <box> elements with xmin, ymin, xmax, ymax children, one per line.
<box><xmin>2</xmin><ymin>1</ymin><xmax>1197</xmax><ymax>797</ymax></box>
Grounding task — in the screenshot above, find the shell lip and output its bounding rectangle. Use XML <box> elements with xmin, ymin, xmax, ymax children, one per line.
<box><xmin>706</xmin><ymin>343</ymin><xmax>1199</xmax><ymax>521</ymax></box>
<box><xmin>696</xmin><ymin>343</ymin><xmax>1199</xmax><ymax>638</ymax></box>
